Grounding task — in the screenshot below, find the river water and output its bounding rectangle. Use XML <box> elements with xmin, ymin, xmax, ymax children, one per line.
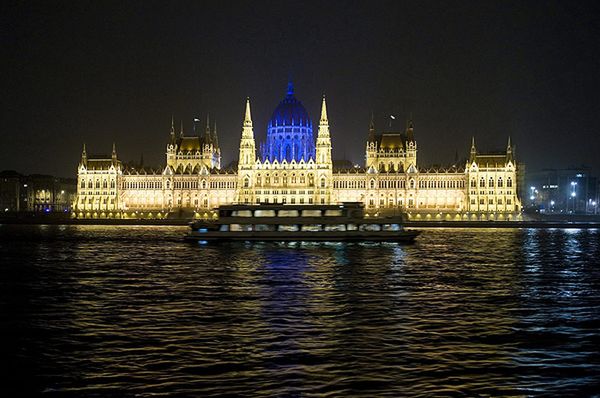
<box><xmin>1</xmin><ymin>225</ymin><xmax>599</xmax><ymax>396</ymax></box>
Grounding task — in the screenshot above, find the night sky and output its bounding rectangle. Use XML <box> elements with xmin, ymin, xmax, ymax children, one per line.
<box><xmin>3</xmin><ymin>0</ymin><xmax>599</xmax><ymax>177</ymax></box>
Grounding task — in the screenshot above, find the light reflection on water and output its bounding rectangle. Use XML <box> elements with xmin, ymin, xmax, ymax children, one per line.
<box><xmin>0</xmin><ymin>225</ymin><xmax>599</xmax><ymax>396</ymax></box>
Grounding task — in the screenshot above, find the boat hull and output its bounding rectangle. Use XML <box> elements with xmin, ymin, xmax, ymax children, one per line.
<box><xmin>185</xmin><ymin>230</ymin><xmax>420</xmax><ymax>243</ymax></box>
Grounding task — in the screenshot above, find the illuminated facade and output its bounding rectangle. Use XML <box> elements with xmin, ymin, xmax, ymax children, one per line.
<box><xmin>74</xmin><ymin>84</ymin><xmax>522</xmax><ymax>220</ymax></box>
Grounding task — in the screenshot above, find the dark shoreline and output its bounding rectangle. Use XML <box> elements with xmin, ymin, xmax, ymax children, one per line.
<box><xmin>1</xmin><ymin>217</ymin><xmax>599</xmax><ymax>229</ymax></box>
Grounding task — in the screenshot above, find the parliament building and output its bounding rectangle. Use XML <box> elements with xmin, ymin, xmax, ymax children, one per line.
<box><xmin>74</xmin><ymin>83</ymin><xmax>522</xmax><ymax>220</ymax></box>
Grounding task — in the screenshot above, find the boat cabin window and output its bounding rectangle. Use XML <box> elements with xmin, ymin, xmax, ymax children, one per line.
<box><xmin>230</xmin><ymin>224</ymin><xmax>252</xmax><ymax>232</ymax></box>
<box><xmin>254</xmin><ymin>224</ymin><xmax>276</xmax><ymax>232</ymax></box>
<box><xmin>278</xmin><ymin>210</ymin><xmax>300</xmax><ymax>217</ymax></box>
<box><xmin>232</xmin><ymin>210</ymin><xmax>253</xmax><ymax>217</ymax></box>
<box><xmin>359</xmin><ymin>224</ymin><xmax>382</xmax><ymax>231</ymax></box>
<box><xmin>324</xmin><ymin>224</ymin><xmax>346</xmax><ymax>231</ymax></box>
<box><xmin>254</xmin><ymin>210</ymin><xmax>276</xmax><ymax>217</ymax></box>
<box><xmin>301</xmin><ymin>210</ymin><xmax>322</xmax><ymax>217</ymax></box>
<box><xmin>347</xmin><ymin>224</ymin><xmax>358</xmax><ymax>231</ymax></box>
<box><xmin>324</xmin><ymin>209</ymin><xmax>343</xmax><ymax>217</ymax></box>
<box><xmin>219</xmin><ymin>225</ymin><xmax>229</xmax><ymax>232</ymax></box>
<box><xmin>300</xmin><ymin>224</ymin><xmax>322</xmax><ymax>232</ymax></box>
<box><xmin>278</xmin><ymin>224</ymin><xmax>299</xmax><ymax>232</ymax></box>
<box><xmin>382</xmin><ymin>224</ymin><xmax>401</xmax><ymax>231</ymax></box>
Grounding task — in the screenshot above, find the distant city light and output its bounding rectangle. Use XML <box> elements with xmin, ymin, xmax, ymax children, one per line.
<box><xmin>571</xmin><ymin>181</ymin><xmax>577</xmax><ymax>186</ymax></box>
<box><xmin>571</xmin><ymin>192</ymin><xmax>576</xmax><ymax>197</ymax></box>
<box><xmin>530</xmin><ymin>195</ymin><xmax>535</xmax><ymax>200</ymax></box>
<box><xmin>550</xmin><ymin>200</ymin><xmax>555</xmax><ymax>206</ymax></box>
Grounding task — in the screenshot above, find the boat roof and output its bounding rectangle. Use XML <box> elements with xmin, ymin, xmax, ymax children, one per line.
<box><xmin>217</xmin><ymin>202</ymin><xmax>364</xmax><ymax>211</ymax></box>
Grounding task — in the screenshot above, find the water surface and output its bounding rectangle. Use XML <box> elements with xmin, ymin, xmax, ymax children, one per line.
<box><xmin>1</xmin><ymin>226</ymin><xmax>599</xmax><ymax>396</ymax></box>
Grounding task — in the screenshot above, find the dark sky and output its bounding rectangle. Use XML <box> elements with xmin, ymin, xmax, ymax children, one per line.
<box><xmin>2</xmin><ymin>0</ymin><xmax>599</xmax><ymax>177</ymax></box>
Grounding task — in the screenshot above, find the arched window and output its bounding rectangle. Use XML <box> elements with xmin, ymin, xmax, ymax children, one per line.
<box><xmin>320</xmin><ymin>178</ymin><xmax>326</xmax><ymax>188</ymax></box>
<box><xmin>480</xmin><ymin>177</ymin><xmax>485</xmax><ymax>188</ymax></box>
<box><xmin>88</xmin><ymin>181</ymin><xmax>93</xmax><ymax>188</ymax></box>
<box><xmin>409</xmin><ymin>179</ymin><xmax>415</xmax><ymax>189</ymax></box>
<box><xmin>497</xmin><ymin>177</ymin><xmax>503</xmax><ymax>187</ymax></box>
<box><xmin>507</xmin><ymin>177</ymin><xmax>512</xmax><ymax>188</ymax></box>
<box><xmin>489</xmin><ymin>177</ymin><xmax>494</xmax><ymax>188</ymax></box>
<box><xmin>80</xmin><ymin>180</ymin><xmax>85</xmax><ymax>188</ymax></box>
<box><xmin>370</xmin><ymin>179</ymin><xmax>375</xmax><ymax>189</ymax></box>
<box><xmin>103</xmin><ymin>180</ymin><xmax>108</xmax><ymax>189</ymax></box>
<box><xmin>95</xmin><ymin>180</ymin><xmax>100</xmax><ymax>189</ymax></box>
<box><xmin>470</xmin><ymin>178</ymin><xmax>476</xmax><ymax>188</ymax></box>
<box><xmin>201</xmin><ymin>180</ymin><xmax>206</xmax><ymax>189</ymax></box>
<box><xmin>243</xmin><ymin>177</ymin><xmax>249</xmax><ymax>188</ymax></box>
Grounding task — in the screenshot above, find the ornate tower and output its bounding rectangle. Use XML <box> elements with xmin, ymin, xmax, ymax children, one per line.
<box><xmin>365</xmin><ymin>113</ymin><xmax>378</xmax><ymax>169</ymax></box>
<box><xmin>237</xmin><ymin>98</ymin><xmax>256</xmax><ymax>203</ymax></box>
<box><xmin>404</xmin><ymin>120</ymin><xmax>417</xmax><ymax>170</ymax></box>
<box><xmin>315</xmin><ymin>95</ymin><xmax>333</xmax><ymax>203</ymax></box>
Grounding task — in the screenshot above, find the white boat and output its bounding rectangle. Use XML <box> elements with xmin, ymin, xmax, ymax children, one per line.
<box><xmin>186</xmin><ymin>202</ymin><xmax>420</xmax><ymax>243</ymax></box>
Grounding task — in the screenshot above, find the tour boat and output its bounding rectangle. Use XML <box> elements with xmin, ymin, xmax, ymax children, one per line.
<box><xmin>186</xmin><ymin>202</ymin><xmax>420</xmax><ymax>243</ymax></box>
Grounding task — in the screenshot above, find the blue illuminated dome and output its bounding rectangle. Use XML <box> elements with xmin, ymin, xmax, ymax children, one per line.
<box><xmin>261</xmin><ymin>82</ymin><xmax>315</xmax><ymax>162</ymax></box>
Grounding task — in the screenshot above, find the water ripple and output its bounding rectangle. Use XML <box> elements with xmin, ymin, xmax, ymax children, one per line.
<box><xmin>1</xmin><ymin>226</ymin><xmax>599</xmax><ymax>396</ymax></box>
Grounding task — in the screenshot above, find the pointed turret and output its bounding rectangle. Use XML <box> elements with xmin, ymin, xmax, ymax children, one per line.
<box><xmin>406</xmin><ymin>120</ymin><xmax>415</xmax><ymax>142</ymax></box>
<box><xmin>469</xmin><ymin>137</ymin><xmax>477</xmax><ymax>162</ymax></box>
<box><xmin>368</xmin><ymin>112</ymin><xmax>376</xmax><ymax>143</ymax></box>
<box><xmin>243</xmin><ymin>97</ymin><xmax>253</xmax><ymax>129</ymax></box>
<box><xmin>204</xmin><ymin>113</ymin><xmax>212</xmax><ymax>145</ymax></box>
<box><xmin>169</xmin><ymin>115</ymin><xmax>176</xmax><ymax>143</ymax></box>
<box><xmin>180</xmin><ymin>120</ymin><xmax>184</xmax><ymax>136</ymax></box>
<box><xmin>212</xmin><ymin>121</ymin><xmax>219</xmax><ymax>148</ymax></box>
<box><xmin>80</xmin><ymin>143</ymin><xmax>87</xmax><ymax>166</ymax></box>
<box><xmin>287</xmin><ymin>80</ymin><xmax>294</xmax><ymax>97</ymax></box>
<box><xmin>319</xmin><ymin>94</ymin><xmax>328</xmax><ymax>125</ymax></box>
<box><xmin>112</xmin><ymin>142</ymin><xmax>117</xmax><ymax>163</ymax></box>
<box><xmin>506</xmin><ymin>136</ymin><xmax>513</xmax><ymax>162</ymax></box>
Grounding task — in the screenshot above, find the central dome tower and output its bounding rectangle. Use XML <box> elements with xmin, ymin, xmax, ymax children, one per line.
<box><xmin>261</xmin><ymin>82</ymin><xmax>315</xmax><ymax>162</ymax></box>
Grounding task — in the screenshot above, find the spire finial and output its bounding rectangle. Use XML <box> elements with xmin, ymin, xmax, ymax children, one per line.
<box><xmin>112</xmin><ymin>142</ymin><xmax>117</xmax><ymax>161</ymax></box>
<box><xmin>507</xmin><ymin>136</ymin><xmax>512</xmax><ymax>151</ymax></box>
<box><xmin>320</xmin><ymin>94</ymin><xmax>328</xmax><ymax>124</ymax></box>
<box><xmin>180</xmin><ymin>120</ymin><xmax>184</xmax><ymax>136</ymax></box>
<box><xmin>206</xmin><ymin>113</ymin><xmax>210</xmax><ymax>131</ymax></box>
<box><xmin>287</xmin><ymin>80</ymin><xmax>294</xmax><ymax>96</ymax></box>
<box><xmin>244</xmin><ymin>97</ymin><xmax>253</xmax><ymax>127</ymax></box>
<box><xmin>170</xmin><ymin>114</ymin><xmax>175</xmax><ymax>135</ymax></box>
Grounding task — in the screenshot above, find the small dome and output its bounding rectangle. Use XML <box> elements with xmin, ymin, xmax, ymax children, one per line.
<box><xmin>268</xmin><ymin>82</ymin><xmax>312</xmax><ymax>128</ymax></box>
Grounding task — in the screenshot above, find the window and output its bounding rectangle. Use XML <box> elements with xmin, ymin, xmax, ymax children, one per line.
<box><xmin>243</xmin><ymin>177</ymin><xmax>249</xmax><ymax>188</ymax></box>
<box><xmin>320</xmin><ymin>178</ymin><xmax>326</xmax><ymax>188</ymax></box>
<box><xmin>479</xmin><ymin>198</ymin><xmax>485</xmax><ymax>205</ymax></box>
<box><xmin>489</xmin><ymin>177</ymin><xmax>494</xmax><ymax>188</ymax></box>
<box><xmin>507</xmin><ymin>178</ymin><xmax>512</xmax><ymax>188</ymax></box>
<box><xmin>498</xmin><ymin>177</ymin><xmax>503</xmax><ymax>187</ymax></box>
<box><xmin>370</xmin><ymin>179</ymin><xmax>375</xmax><ymax>189</ymax></box>
<box><xmin>480</xmin><ymin>178</ymin><xmax>485</xmax><ymax>188</ymax></box>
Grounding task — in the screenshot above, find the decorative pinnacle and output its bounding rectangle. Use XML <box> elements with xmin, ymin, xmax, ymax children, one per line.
<box><xmin>244</xmin><ymin>97</ymin><xmax>252</xmax><ymax>126</ymax></box>
<box><xmin>320</xmin><ymin>94</ymin><xmax>328</xmax><ymax>124</ymax></box>
<box><xmin>287</xmin><ymin>80</ymin><xmax>294</xmax><ymax>96</ymax></box>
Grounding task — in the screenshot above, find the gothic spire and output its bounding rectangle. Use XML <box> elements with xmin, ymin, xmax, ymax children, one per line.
<box><xmin>368</xmin><ymin>112</ymin><xmax>376</xmax><ymax>142</ymax></box>
<box><xmin>180</xmin><ymin>120</ymin><xmax>184</xmax><ymax>136</ymax></box>
<box><xmin>319</xmin><ymin>94</ymin><xmax>328</xmax><ymax>125</ymax></box>
<box><xmin>212</xmin><ymin>121</ymin><xmax>219</xmax><ymax>148</ymax></box>
<box><xmin>244</xmin><ymin>97</ymin><xmax>253</xmax><ymax>127</ymax></box>
<box><xmin>112</xmin><ymin>142</ymin><xmax>117</xmax><ymax>161</ymax></box>
<box><xmin>287</xmin><ymin>80</ymin><xmax>294</xmax><ymax>97</ymax></box>
<box><xmin>470</xmin><ymin>137</ymin><xmax>477</xmax><ymax>162</ymax></box>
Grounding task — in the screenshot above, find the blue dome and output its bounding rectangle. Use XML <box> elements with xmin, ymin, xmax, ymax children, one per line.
<box><xmin>268</xmin><ymin>82</ymin><xmax>312</xmax><ymax>128</ymax></box>
<box><xmin>261</xmin><ymin>82</ymin><xmax>315</xmax><ymax>162</ymax></box>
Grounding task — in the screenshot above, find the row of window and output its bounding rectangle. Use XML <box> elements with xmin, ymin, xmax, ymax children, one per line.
<box><xmin>80</xmin><ymin>179</ymin><xmax>116</xmax><ymax>189</ymax></box>
<box><xmin>418</xmin><ymin>180</ymin><xmax>466</xmax><ymax>189</ymax></box>
<box><xmin>255</xmin><ymin>190</ymin><xmax>314</xmax><ymax>195</ymax></box>
<box><xmin>470</xmin><ymin>198</ymin><xmax>513</xmax><ymax>205</ymax></box>
<box><xmin>470</xmin><ymin>177</ymin><xmax>513</xmax><ymax>188</ymax></box>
